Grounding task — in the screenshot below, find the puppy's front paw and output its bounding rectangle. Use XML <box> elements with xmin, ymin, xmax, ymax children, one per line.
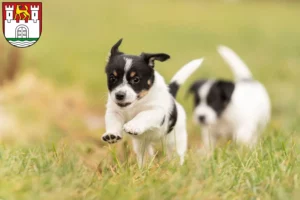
<box><xmin>102</xmin><ymin>133</ymin><xmax>122</xmax><ymax>144</ymax></box>
<box><xmin>123</xmin><ymin>122</ymin><xmax>144</xmax><ymax>136</ymax></box>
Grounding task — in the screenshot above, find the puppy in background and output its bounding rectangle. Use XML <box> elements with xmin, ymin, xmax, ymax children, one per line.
<box><xmin>102</xmin><ymin>39</ymin><xmax>203</xmax><ymax>166</ymax></box>
<box><xmin>188</xmin><ymin>46</ymin><xmax>271</xmax><ymax>151</ymax></box>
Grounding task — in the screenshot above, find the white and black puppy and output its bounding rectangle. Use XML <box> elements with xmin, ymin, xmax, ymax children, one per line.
<box><xmin>102</xmin><ymin>39</ymin><xmax>203</xmax><ymax>166</ymax></box>
<box><xmin>188</xmin><ymin>46</ymin><xmax>271</xmax><ymax>150</ymax></box>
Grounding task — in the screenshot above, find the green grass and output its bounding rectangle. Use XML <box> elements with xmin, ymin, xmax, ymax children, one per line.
<box><xmin>0</xmin><ymin>0</ymin><xmax>300</xmax><ymax>199</ymax></box>
<box><xmin>0</xmin><ymin>133</ymin><xmax>299</xmax><ymax>200</ymax></box>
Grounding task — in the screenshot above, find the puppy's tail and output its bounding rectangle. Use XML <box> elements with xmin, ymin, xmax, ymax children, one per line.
<box><xmin>218</xmin><ymin>45</ymin><xmax>253</xmax><ymax>81</ymax></box>
<box><xmin>169</xmin><ymin>58</ymin><xmax>204</xmax><ymax>98</ymax></box>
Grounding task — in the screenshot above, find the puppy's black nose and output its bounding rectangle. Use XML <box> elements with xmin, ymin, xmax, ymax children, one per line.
<box><xmin>115</xmin><ymin>92</ymin><xmax>126</xmax><ymax>101</ymax></box>
<box><xmin>198</xmin><ymin>115</ymin><xmax>206</xmax><ymax>123</ymax></box>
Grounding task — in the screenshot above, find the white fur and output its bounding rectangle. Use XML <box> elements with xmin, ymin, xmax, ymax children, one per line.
<box><xmin>194</xmin><ymin>80</ymin><xmax>217</xmax><ymax>125</ymax></box>
<box><xmin>196</xmin><ymin>46</ymin><xmax>271</xmax><ymax>150</ymax></box>
<box><xmin>124</xmin><ymin>57</ymin><xmax>133</xmax><ymax>72</ymax></box>
<box><xmin>103</xmin><ymin>58</ymin><xmax>203</xmax><ymax>167</ymax></box>
<box><xmin>171</xmin><ymin>59</ymin><xmax>204</xmax><ymax>84</ymax></box>
<box><xmin>218</xmin><ymin>45</ymin><xmax>252</xmax><ymax>81</ymax></box>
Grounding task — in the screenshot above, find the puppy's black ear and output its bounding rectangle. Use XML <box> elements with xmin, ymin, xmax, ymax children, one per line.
<box><xmin>141</xmin><ymin>53</ymin><xmax>170</xmax><ymax>67</ymax></box>
<box><xmin>185</xmin><ymin>83</ymin><xmax>196</xmax><ymax>99</ymax></box>
<box><xmin>110</xmin><ymin>38</ymin><xmax>123</xmax><ymax>57</ymax></box>
<box><xmin>216</xmin><ymin>80</ymin><xmax>235</xmax><ymax>103</ymax></box>
<box><xmin>187</xmin><ymin>82</ymin><xmax>198</xmax><ymax>95</ymax></box>
<box><xmin>185</xmin><ymin>80</ymin><xmax>207</xmax><ymax>98</ymax></box>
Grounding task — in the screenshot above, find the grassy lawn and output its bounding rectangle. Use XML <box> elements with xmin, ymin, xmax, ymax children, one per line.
<box><xmin>0</xmin><ymin>0</ymin><xmax>300</xmax><ymax>199</ymax></box>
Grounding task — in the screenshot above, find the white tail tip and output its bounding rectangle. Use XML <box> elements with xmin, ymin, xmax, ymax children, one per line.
<box><xmin>217</xmin><ymin>45</ymin><xmax>234</xmax><ymax>55</ymax></box>
<box><xmin>171</xmin><ymin>58</ymin><xmax>204</xmax><ymax>85</ymax></box>
<box><xmin>217</xmin><ymin>45</ymin><xmax>252</xmax><ymax>80</ymax></box>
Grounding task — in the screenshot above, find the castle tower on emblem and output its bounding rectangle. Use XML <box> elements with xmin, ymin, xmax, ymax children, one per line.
<box><xmin>2</xmin><ymin>2</ymin><xmax>42</xmax><ymax>48</ymax></box>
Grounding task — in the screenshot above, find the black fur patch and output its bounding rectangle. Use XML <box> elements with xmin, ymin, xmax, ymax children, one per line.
<box><xmin>188</xmin><ymin>80</ymin><xmax>208</xmax><ymax>107</ymax></box>
<box><xmin>188</xmin><ymin>79</ymin><xmax>235</xmax><ymax>117</ymax></box>
<box><xmin>127</xmin><ymin>61</ymin><xmax>155</xmax><ymax>95</ymax></box>
<box><xmin>167</xmin><ymin>101</ymin><xmax>177</xmax><ymax>133</ymax></box>
<box><xmin>141</xmin><ymin>53</ymin><xmax>170</xmax><ymax>67</ymax></box>
<box><xmin>106</xmin><ymin>55</ymin><xmax>126</xmax><ymax>91</ymax></box>
<box><xmin>160</xmin><ymin>115</ymin><xmax>165</xmax><ymax>126</ymax></box>
<box><xmin>105</xmin><ymin>54</ymin><xmax>156</xmax><ymax>94</ymax></box>
<box><xmin>169</xmin><ymin>82</ymin><xmax>179</xmax><ymax>98</ymax></box>
<box><xmin>105</xmin><ymin>39</ymin><xmax>170</xmax><ymax>100</ymax></box>
<box><xmin>206</xmin><ymin>80</ymin><xmax>235</xmax><ymax>116</ymax></box>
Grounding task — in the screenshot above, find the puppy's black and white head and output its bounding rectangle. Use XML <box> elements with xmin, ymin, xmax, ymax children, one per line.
<box><xmin>105</xmin><ymin>39</ymin><xmax>170</xmax><ymax>107</ymax></box>
<box><xmin>188</xmin><ymin>79</ymin><xmax>235</xmax><ymax>125</ymax></box>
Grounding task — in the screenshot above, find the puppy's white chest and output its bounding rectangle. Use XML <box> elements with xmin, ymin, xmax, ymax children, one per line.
<box><xmin>121</xmin><ymin>105</ymin><xmax>146</xmax><ymax>123</ymax></box>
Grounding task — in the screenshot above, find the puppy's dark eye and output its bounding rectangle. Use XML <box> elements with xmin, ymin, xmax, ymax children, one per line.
<box><xmin>109</xmin><ymin>74</ymin><xmax>117</xmax><ymax>83</ymax></box>
<box><xmin>131</xmin><ymin>76</ymin><xmax>140</xmax><ymax>84</ymax></box>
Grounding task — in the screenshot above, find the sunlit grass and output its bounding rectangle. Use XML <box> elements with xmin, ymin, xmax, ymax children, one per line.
<box><xmin>0</xmin><ymin>132</ymin><xmax>299</xmax><ymax>199</ymax></box>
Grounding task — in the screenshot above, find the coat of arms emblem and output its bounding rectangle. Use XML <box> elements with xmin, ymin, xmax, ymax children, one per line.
<box><xmin>2</xmin><ymin>2</ymin><xmax>42</xmax><ymax>48</ymax></box>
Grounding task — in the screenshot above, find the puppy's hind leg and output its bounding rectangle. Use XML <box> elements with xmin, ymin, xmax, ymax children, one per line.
<box><xmin>201</xmin><ymin>127</ymin><xmax>216</xmax><ymax>153</ymax></box>
<box><xmin>168</xmin><ymin>126</ymin><xmax>187</xmax><ymax>165</ymax></box>
<box><xmin>132</xmin><ymin>138</ymin><xmax>150</xmax><ymax>168</ymax></box>
<box><xmin>170</xmin><ymin>104</ymin><xmax>188</xmax><ymax>165</ymax></box>
<box><xmin>147</xmin><ymin>144</ymin><xmax>155</xmax><ymax>157</ymax></box>
<box><xmin>235</xmin><ymin>126</ymin><xmax>257</xmax><ymax>148</ymax></box>
<box><xmin>176</xmin><ymin>130</ymin><xmax>187</xmax><ymax>165</ymax></box>
<box><xmin>147</xmin><ymin>144</ymin><xmax>156</xmax><ymax>164</ymax></box>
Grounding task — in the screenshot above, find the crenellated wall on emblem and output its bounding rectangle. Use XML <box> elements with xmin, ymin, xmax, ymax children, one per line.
<box><xmin>4</xmin><ymin>5</ymin><xmax>40</xmax><ymax>39</ymax></box>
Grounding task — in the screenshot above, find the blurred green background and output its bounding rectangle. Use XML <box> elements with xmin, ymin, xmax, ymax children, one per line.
<box><xmin>0</xmin><ymin>0</ymin><xmax>300</xmax><ymax>199</ymax></box>
<box><xmin>27</xmin><ymin>0</ymin><xmax>300</xmax><ymax>128</ymax></box>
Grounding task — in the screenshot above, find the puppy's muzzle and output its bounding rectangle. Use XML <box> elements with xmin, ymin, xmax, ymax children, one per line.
<box><xmin>115</xmin><ymin>91</ymin><xmax>126</xmax><ymax>101</ymax></box>
<box><xmin>198</xmin><ymin>115</ymin><xmax>206</xmax><ymax>124</ymax></box>
<box><xmin>114</xmin><ymin>91</ymin><xmax>131</xmax><ymax>107</ymax></box>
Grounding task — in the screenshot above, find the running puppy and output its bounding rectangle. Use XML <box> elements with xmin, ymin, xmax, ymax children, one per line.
<box><xmin>188</xmin><ymin>46</ymin><xmax>271</xmax><ymax>150</ymax></box>
<box><xmin>102</xmin><ymin>39</ymin><xmax>203</xmax><ymax>166</ymax></box>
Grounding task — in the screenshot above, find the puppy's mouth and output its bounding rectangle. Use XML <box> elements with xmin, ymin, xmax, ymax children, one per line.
<box><xmin>116</xmin><ymin>102</ymin><xmax>132</xmax><ymax>107</ymax></box>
